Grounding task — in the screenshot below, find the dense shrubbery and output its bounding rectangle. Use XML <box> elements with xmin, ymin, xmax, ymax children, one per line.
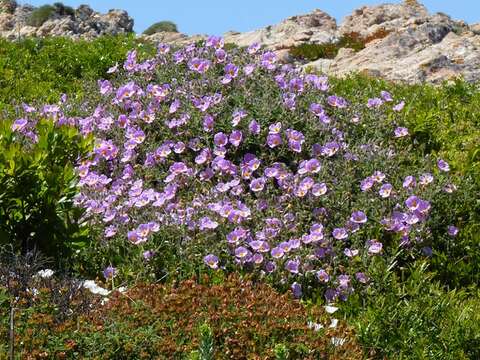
<box><xmin>0</xmin><ymin>108</ymin><xmax>92</xmax><ymax>262</ymax></box>
<box><xmin>0</xmin><ymin>35</ymin><xmax>154</xmax><ymax>114</ymax></box>
<box><xmin>143</xmin><ymin>20</ymin><xmax>179</xmax><ymax>35</ymax></box>
<box><xmin>65</xmin><ymin>39</ymin><xmax>468</xmax><ymax>307</ymax></box>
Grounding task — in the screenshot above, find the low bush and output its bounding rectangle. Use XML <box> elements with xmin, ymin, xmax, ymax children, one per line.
<box><xmin>26</xmin><ymin>4</ymin><xmax>56</xmax><ymax>27</ymax></box>
<box><xmin>143</xmin><ymin>20</ymin><xmax>179</xmax><ymax>35</ymax></box>
<box><xmin>0</xmin><ymin>108</ymin><xmax>92</xmax><ymax>262</ymax></box>
<box><xmin>0</xmin><ymin>275</ymin><xmax>361</xmax><ymax>359</ymax></box>
<box><xmin>290</xmin><ymin>29</ymin><xmax>391</xmax><ymax>61</ymax></box>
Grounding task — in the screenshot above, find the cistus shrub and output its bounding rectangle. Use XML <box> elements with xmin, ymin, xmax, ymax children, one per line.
<box><xmin>143</xmin><ymin>20</ymin><xmax>179</xmax><ymax>35</ymax></box>
<box><xmin>1</xmin><ymin>275</ymin><xmax>362</xmax><ymax>359</ymax></box>
<box><xmin>52</xmin><ymin>2</ymin><xmax>75</xmax><ymax>17</ymax></box>
<box><xmin>26</xmin><ymin>4</ymin><xmax>56</xmax><ymax>27</ymax></box>
<box><xmin>64</xmin><ymin>36</ymin><xmax>467</xmax><ymax>303</ymax></box>
<box><xmin>0</xmin><ymin>103</ymin><xmax>92</xmax><ymax>262</ymax></box>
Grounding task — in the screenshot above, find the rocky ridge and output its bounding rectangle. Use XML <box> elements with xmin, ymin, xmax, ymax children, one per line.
<box><xmin>0</xmin><ymin>2</ymin><xmax>133</xmax><ymax>39</ymax></box>
<box><xmin>1</xmin><ymin>0</ymin><xmax>479</xmax><ymax>84</ymax></box>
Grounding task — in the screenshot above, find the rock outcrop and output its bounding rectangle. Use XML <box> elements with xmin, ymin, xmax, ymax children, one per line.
<box><xmin>141</xmin><ymin>1</ymin><xmax>479</xmax><ymax>84</ymax></box>
<box><xmin>0</xmin><ymin>2</ymin><xmax>133</xmax><ymax>39</ymax></box>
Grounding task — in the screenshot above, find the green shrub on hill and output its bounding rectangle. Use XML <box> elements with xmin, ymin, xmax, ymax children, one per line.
<box><xmin>26</xmin><ymin>4</ymin><xmax>56</xmax><ymax>27</ymax></box>
<box><xmin>0</xmin><ymin>116</ymin><xmax>92</xmax><ymax>262</ymax></box>
<box><xmin>143</xmin><ymin>20</ymin><xmax>179</xmax><ymax>35</ymax></box>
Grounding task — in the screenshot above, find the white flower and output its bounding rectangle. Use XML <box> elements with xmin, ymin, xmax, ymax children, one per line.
<box><xmin>329</xmin><ymin>318</ymin><xmax>339</xmax><ymax>328</ymax></box>
<box><xmin>324</xmin><ymin>305</ymin><xmax>339</xmax><ymax>314</ymax></box>
<box><xmin>36</xmin><ymin>269</ymin><xmax>54</xmax><ymax>279</ymax></box>
<box><xmin>83</xmin><ymin>280</ymin><xmax>110</xmax><ymax>296</ymax></box>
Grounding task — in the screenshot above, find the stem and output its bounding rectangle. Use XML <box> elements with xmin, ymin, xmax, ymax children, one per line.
<box><xmin>9</xmin><ymin>305</ymin><xmax>15</xmax><ymax>360</ymax></box>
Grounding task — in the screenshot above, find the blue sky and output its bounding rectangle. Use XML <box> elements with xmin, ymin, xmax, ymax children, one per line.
<box><xmin>24</xmin><ymin>0</ymin><xmax>479</xmax><ymax>35</ymax></box>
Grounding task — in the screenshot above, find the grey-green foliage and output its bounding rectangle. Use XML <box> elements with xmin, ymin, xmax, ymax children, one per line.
<box><xmin>143</xmin><ymin>20</ymin><xmax>178</xmax><ymax>35</ymax></box>
<box><xmin>26</xmin><ymin>5</ymin><xmax>56</xmax><ymax>27</ymax></box>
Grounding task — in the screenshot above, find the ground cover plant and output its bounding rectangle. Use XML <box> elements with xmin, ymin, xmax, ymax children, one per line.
<box><xmin>0</xmin><ymin>274</ymin><xmax>361</xmax><ymax>359</ymax></box>
<box><xmin>0</xmin><ymin>34</ymin><xmax>479</xmax><ymax>359</ymax></box>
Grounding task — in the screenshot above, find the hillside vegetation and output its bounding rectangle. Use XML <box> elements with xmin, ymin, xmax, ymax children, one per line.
<box><xmin>0</xmin><ymin>35</ymin><xmax>479</xmax><ymax>359</ymax></box>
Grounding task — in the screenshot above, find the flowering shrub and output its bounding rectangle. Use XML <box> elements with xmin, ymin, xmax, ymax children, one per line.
<box><xmin>43</xmin><ymin>37</ymin><xmax>462</xmax><ymax>303</ymax></box>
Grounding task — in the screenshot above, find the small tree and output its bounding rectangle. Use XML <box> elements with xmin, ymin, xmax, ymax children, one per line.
<box><xmin>143</xmin><ymin>20</ymin><xmax>178</xmax><ymax>35</ymax></box>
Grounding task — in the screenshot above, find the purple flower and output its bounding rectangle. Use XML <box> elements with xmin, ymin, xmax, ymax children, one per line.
<box><xmin>312</xmin><ymin>183</ymin><xmax>328</xmax><ymax>197</ymax></box>
<box><xmin>204</xmin><ymin>254</ymin><xmax>219</xmax><ymax>269</ymax></box>
<box><xmin>327</xmin><ymin>95</ymin><xmax>347</xmax><ymax>108</ymax></box>
<box><xmin>344</xmin><ymin>248</ymin><xmax>359</xmax><ymax>258</ymax></box>
<box><xmin>447</xmin><ymin>225</ymin><xmax>459</xmax><ymax>237</ymax></box>
<box><xmin>214</xmin><ymin>132</ymin><xmax>228</xmax><ymax>147</ymax></box>
<box><xmin>332</xmin><ymin>227</ymin><xmax>348</xmax><ymax>240</ymax></box>
<box><xmin>393</xmin><ymin>101</ymin><xmax>405</xmax><ymax>112</ymax></box>
<box><xmin>379</xmin><ymin>183</ymin><xmax>393</xmax><ymax>198</ymax></box>
<box><xmin>249</xmin><ymin>177</ymin><xmax>266</xmax><ymax>192</ymax></box>
<box><xmin>355</xmin><ymin>272</ymin><xmax>369</xmax><ymax>284</ymax></box>
<box><xmin>405</xmin><ymin>195</ymin><xmax>420</xmax><ymax>211</ymax></box>
<box><xmin>188</xmin><ymin>58</ymin><xmax>211</xmax><ymax>73</ymax></box>
<box><xmin>437</xmin><ymin>159</ymin><xmax>450</xmax><ymax>172</ymax></box>
<box><xmin>271</xmin><ymin>246</ymin><xmax>285</xmax><ymax>259</ymax></box>
<box><xmin>249</xmin><ymin>119</ymin><xmax>260</xmax><ymax>135</ymax></box>
<box><xmin>394</xmin><ymin>127</ymin><xmax>409</xmax><ymax>138</ymax></box>
<box><xmin>367</xmin><ymin>239</ymin><xmax>383</xmax><ymax>255</ymax></box>
<box><xmin>203</xmin><ymin>114</ymin><xmax>215</xmax><ymax>132</ymax></box>
<box><xmin>316</xmin><ymin>269</ymin><xmax>330</xmax><ymax>283</ymax></box>
<box><xmin>260</xmin><ymin>51</ymin><xmax>276</xmax><ymax>70</ymax></box>
<box><xmin>285</xmin><ymin>259</ymin><xmax>300</xmax><ymax>274</ymax></box>
<box><xmin>199</xmin><ymin>217</ymin><xmax>219</xmax><ymax>230</ymax></box>
<box><xmin>350</xmin><ymin>211</ymin><xmax>367</xmax><ymax>224</ymax></box>
<box><xmin>143</xmin><ymin>250</ymin><xmax>155</xmax><ymax>261</ymax></box>
<box><xmin>235</xmin><ymin>246</ymin><xmax>250</xmax><ymax>259</ymax></box>
<box><xmin>381</xmin><ymin>91</ymin><xmax>393</xmax><ymax>102</ymax></box>
<box><xmin>103</xmin><ymin>266</ymin><xmax>116</xmax><ymax>279</ymax></box>
<box><xmin>11</xmin><ymin>118</ymin><xmax>28</xmax><ymax>132</ymax></box>
<box><xmin>360</xmin><ymin>177</ymin><xmax>374</xmax><ymax>192</ymax></box>
<box><xmin>98</xmin><ymin>80</ymin><xmax>112</xmax><ymax>95</ymax></box>
<box><xmin>247</xmin><ymin>42</ymin><xmax>260</xmax><ymax>54</ymax></box>
<box><xmin>206</xmin><ymin>35</ymin><xmax>224</xmax><ymax>49</ymax></box>
<box><xmin>291</xmin><ymin>282</ymin><xmax>302</xmax><ymax>298</ymax></box>
<box><xmin>266</xmin><ymin>133</ymin><xmax>282</xmax><ymax>148</ymax></box>
<box><xmin>419</xmin><ymin>173</ymin><xmax>434</xmax><ymax>186</ymax></box>
<box><xmin>229</xmin><ymin>130</ymin><xmax>243</xmax><ymax>147</ymax></box>
<box><xmin>403</xmin><ymin>175</ymin><xmax>416</xmax><ymax>189</ymax></box>
<box><xmin>222</xmin><ymin>63</ymin><xmax>239</xmax><ymax>84</ymax></box>
<box><xmin>367</xmin><ymin>97</ymin><xmax>383</xmax><ymax>108</ymax></box>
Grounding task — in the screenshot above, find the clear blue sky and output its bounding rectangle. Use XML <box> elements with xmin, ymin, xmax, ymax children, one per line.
<box><xmin>24</xmin><ymin>0</ymin><xmax>479</xmax><ymax>35</ymax></box>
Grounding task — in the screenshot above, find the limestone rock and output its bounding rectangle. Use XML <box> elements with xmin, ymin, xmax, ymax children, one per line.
<box><xmin>223</xmin><ymin>9</ymin><xmax>337</xmax><ymax>49</ymax></box>
<box><xmin>0</xmin><ymin>2</ymin><xmax>133</xmax><ymax>39</ymax></box>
